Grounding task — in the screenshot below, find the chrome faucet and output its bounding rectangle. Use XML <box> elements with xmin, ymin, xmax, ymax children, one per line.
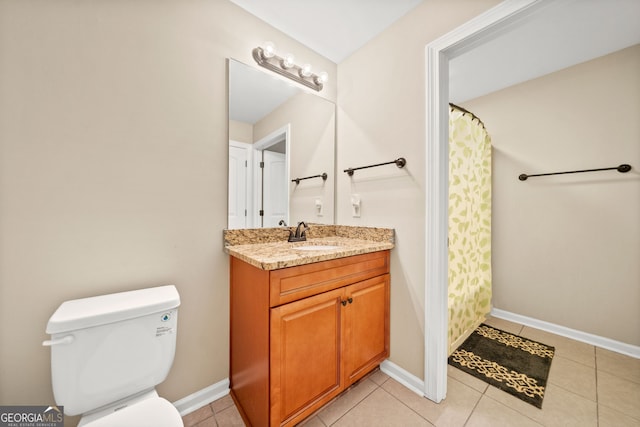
<box><xmin>288</xmin><ymin>221</ymin><xmax>309</xmax><ymax>242</ymax></box>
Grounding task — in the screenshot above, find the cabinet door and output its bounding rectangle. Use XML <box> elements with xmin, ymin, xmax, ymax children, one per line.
<box><xmin>344</xmin><ymin>274</ymin><xmax>390</xmax><ymax>385</ymax></box>
<box><xmin>270</xmin><ymin>288</ymin><xmax>345</xmax><ymax>426</ymax></box>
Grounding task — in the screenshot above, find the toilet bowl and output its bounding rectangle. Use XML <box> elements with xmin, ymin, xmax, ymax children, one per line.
<box><xmin>76</xmin><ymin>389</ymin><xmax>182</xmax><ymax>427</ymax></box>
<box><xmin>44</xmin><ymin>285</ymin><xmax>183</xmax><ymax>426</ymax></box>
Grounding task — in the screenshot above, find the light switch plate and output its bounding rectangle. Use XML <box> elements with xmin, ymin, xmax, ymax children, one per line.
<box><xmin>351</xmin><ymin>194</ymin><xmax>361</xmax><ymax>218</ymax></box>
<box><xmin>315</xmin><ymin>198</ymin><xmax>323</xmax><ymax>216</ymax></box>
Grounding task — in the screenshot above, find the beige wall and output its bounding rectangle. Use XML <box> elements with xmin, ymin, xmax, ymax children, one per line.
<box><xmin>336</xmin><ymin>0</ymin><xmax>501</xmax><ymax>378</ymax></box>
<box><xmin>229</xmin><ymin>91</ymin><xmax>336</xmax><ymax>226</ymax></box>
<box><xmin>0</xmin><ymin>0</ymin><xmax>336</xmax><ymax>416</ymax></box>
<box><xmin>229</xmin><ymin>119</ymin><xmax>253</xmax><ymax>144</ymax></box>
<box><xmin>254</xmin><ymin>92</ymin><xmax>336</xmax><ymax>225</ymax></box>
<box><xmin>464</xmin><ymin>45</ymin><xmax>640</xmax><ymax>346</ymax></box>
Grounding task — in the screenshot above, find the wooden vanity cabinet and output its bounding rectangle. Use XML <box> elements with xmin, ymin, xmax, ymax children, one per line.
<box><xmin>230</xmin><ymin>250</ymin><xmax>390</xmax><ymax>427</ymax></box>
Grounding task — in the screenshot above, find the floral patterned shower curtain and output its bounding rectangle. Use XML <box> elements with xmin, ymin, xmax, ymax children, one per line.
<box><xmin>448</xmin><ymin>104</ymin><xmax>492</xmax><ymax>355</ymax></box>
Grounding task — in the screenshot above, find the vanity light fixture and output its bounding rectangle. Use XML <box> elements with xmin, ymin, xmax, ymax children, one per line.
<box><xmin>253</xmin><ymin>43</ymin><xmax>327</xmax><ymax>92</ymax></box>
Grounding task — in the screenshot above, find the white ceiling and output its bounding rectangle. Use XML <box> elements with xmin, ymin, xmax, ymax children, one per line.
<box><xmin>229</xmin><ymin>59</ymin><xmax>300</xmax><ymax>124</ymax></box>
<box><xmin>229</xmin><ymin>0</ymin><xmax>640</xmax><ymax>107</ymax></box>
<box><xmin>229</xmin><ymin>0</ymin><xmax>423</xmax><ymax>63</ymax></box>
<box><xmin>449</xmin><ymin>0</ymin><xmax>640</xmax><ymax>103</ymax></box>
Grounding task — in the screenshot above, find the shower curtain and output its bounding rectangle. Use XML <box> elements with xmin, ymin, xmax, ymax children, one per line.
<box><xmin>448</xmin><ymin>104</ymin><xmax>492</xmax><ymax>355</ymax></box>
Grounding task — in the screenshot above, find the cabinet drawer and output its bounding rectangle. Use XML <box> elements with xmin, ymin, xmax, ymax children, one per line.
<box><xmin>269</xmin><ymin>250</ymin><xmax>389</xmax><ymax>307</ymax></box>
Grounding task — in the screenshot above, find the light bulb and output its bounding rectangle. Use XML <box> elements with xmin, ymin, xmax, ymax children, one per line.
<box><xmin>262</xmin><ymin>42</ymin><xmax>276</xmax><ymax>59</ymax></box>
<box><xmin>281</xmin><ymin>53</ymin><xmax>295</xmax><ymax>69</ymax></box>
<box><xmin>315</xmin><ymin>71</ymin><xmax>329</xmax><ymax>85</ymax></box>
<box><xmin>299</xmin><ymin>63</ymin><xmax>312</xmax><ymax>78</ymax></box>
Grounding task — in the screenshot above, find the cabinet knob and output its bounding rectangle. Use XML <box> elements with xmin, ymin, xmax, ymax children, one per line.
<box><xmin>341</xmin><ymin>300</ymin><xmax>348</xmax><ymax>306</ymax></box>
<box><xmin>347</xmin><ymin>297</ymin><xmax>353</xmax><ymax>304</ymax></box>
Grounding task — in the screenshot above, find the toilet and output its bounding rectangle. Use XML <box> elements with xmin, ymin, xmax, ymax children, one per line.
<box><xmin>43</xmin><ymin>285</ymin><xmax>184</xmax><ymax>427</ymax></box>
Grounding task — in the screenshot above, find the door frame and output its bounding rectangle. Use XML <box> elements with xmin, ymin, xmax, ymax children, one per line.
<box><xmin>424</xmin><ymin>0</ymin><xmax>545</xmax><ymax>402</ymax></box>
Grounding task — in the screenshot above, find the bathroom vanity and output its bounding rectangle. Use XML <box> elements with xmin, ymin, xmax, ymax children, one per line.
<box><xmin>224</xmin><ymin>226</ymin><xmax>393</xmax><ymax>427</ymax></box>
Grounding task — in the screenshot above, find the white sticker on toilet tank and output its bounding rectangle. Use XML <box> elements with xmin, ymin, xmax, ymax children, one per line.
<box><xmin>156</xmin><ymin>326</ymin><xmax>173</xmax><ymax>337</ymax></box>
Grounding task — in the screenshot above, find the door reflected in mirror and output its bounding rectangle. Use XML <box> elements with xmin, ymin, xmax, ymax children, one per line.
<box><xmin>228</xmin><ymin>59</ymin><xmax>335</xmax><ymax>229</ymax></box>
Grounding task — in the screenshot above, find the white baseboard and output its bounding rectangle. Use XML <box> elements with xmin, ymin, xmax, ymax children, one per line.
<box><xmin>173</xmin><ymin>378</ymin><xmax>230</xmax><ymax>416</ymax></box>
<box><xmin>173</xmin><ymin>363</ymin><xmax>426</xmax><ymax>418</ymax></box>
<box><xmin>491</xmin><ymin>308</ymin><xmax>640</xmax><ymax>359</ymax></box>
<box><xmin>380</xmin><ymin>360</ymin><xmax>425</xmax><ymax>397</ymax></box>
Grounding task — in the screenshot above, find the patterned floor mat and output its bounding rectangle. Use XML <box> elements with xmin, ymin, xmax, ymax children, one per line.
<box><xmin>448</xmin><ymin>323</ymin><xmax>555</xmax><ymax>408</ymax></box>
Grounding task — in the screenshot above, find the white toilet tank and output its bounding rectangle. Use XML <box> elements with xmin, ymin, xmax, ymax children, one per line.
<box><xmin>44</xmin><ymin>285</ymin><xmax>180</xmax><ymax>416</ymax></box>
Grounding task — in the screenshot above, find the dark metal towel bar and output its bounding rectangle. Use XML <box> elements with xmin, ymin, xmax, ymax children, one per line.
<box><xmin>519</xmin><ymin>164</ymin><xmax>632</xmax><ymax>181</ymax></box>
<box><xmin>292</xmin><ymin>173</ymin><xmax>328</xmax><ymax>185</ymax></box>
<box><xmin>344</xmin><ymin>157</ymin><xmax>406</xmax><ymax>176</ymax></box>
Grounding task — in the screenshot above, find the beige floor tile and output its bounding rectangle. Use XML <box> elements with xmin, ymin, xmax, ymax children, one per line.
<box><xmin>215</xmin><ymin>404</ymin><xmax>245</xmax><ymax>426</ymax></box>
<box><xmin>547</xmin><ymin>355</ymin><xmax>596</xmax><ymax>401</ymax></box>
<box><xmin>298</xmin><ymin>415</ymin><xmax>327</xmax><ymax>427</ymax></box>
<box><xmin>332</xmin><ymin>388</ymin><xmax>432</xmax><ymax>426</ymax></box>
<box><xmin>485</xmin><ymin>382</ymin><xmax>597</xmax><ymax>427</ymax></box>
<box><xmin>317</xmin><ymin>378</ymin><xmax>378</xmax><ymax>426</ymax></box>
<box><xmin>465</xmin><ymin>395</ymin><xmax>542</xmax><ymax>427</ymax></box>
<box><xmin>484</xmin><ymin>316</ymin><xmax>524</xmax><ymax>335</ymax></box>
<box><xmin>369</xmin><ymin>369</ymin><xmax>391</xmax><ymax>386</ymax></box>
<box><xmin>196</xmin><ymin>416</ymin><xmax>219</xmax><ymax>427</ymax></box>
<box><xmin>447</xmin><ymin>365</ymin><xmax>489</xmax><ymax>394</ymax></box>
<box><xmin>596</xmin><ymin>347</ymin><xmax>640</xmax><ymax>384</ymax></box>
<box><xmin>211</xmin><ymin>394</ymin><xmax>236</xmax><ymax>413</ymax></box>
<box><xmin>183</xmin><ymin>404</ymin><xmax>214</xmax><ymax>427</ymax></box>
<box><xmin>597</xmin><ymin>370</ymin><xmax>640</xmax><ymax>420</ymax></box>
<box><xmin>383</xmin><ymin>377</ymin><xmax>481</xmax><ymax>426</ymax></box>
<box><xmin>598</xmin><ymin>405</ymin><xmax>640</xmax><ymax>427</ymax></box>
<box><xmin>520</xmin><ymin>326</ymin><xmax>595</xmax><ymax>367</ymax></box>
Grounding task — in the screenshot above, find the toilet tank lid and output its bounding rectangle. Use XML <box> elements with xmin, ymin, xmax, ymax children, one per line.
<box><xmin>46</xmin><ymin>285</ymin><xmax>180</xmax><ymax>334</ymax></box>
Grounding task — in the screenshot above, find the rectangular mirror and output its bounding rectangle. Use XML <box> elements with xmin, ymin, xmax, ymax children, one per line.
<box><xmin>228</xmin><ymin>59</ymin><xmax>335</xmax><ymax>229</ymax></box>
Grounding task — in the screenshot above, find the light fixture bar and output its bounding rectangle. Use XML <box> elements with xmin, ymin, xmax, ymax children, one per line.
<box><xmin>252</xmin><ymin>47</ymin><xmax>325</xmax><ymax>92</ymax></box>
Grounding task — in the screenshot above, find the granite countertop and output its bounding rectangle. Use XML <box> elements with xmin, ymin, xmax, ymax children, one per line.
<box><xmin>223</xmin><ymin>225</ymin><xmax>394</xmax><ymax>270</ymax></box>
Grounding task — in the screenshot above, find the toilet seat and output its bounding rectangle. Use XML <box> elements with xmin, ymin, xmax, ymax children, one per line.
<box><xmin>80</xmin><ymin>396</ymin><xmax>183</xmax><ymax>427</ymax></box>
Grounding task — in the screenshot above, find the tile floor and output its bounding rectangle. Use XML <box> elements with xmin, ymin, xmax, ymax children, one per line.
<box><xmin>182</xmin><ymin>316</ymin><xmax>640</xmax><ymax>426</ymax></box>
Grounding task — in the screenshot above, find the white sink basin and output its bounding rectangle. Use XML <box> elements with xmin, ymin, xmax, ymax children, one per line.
<box><xmin>293</xmin><ymin>245</ymin><xmax>341</xmax><ymax>251</ymax></box>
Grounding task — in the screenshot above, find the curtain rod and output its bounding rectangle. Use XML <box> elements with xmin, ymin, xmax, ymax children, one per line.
<box><xmin>449</xmin><ymin>103</ymin><xmax>486</xmax><ymax>130</ymax></box>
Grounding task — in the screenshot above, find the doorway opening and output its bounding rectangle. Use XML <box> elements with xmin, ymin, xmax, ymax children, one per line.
<box><xmin>424</xmin><ymin>0</ymin><xmax>544</xmax><ymax>403</ymax></box>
